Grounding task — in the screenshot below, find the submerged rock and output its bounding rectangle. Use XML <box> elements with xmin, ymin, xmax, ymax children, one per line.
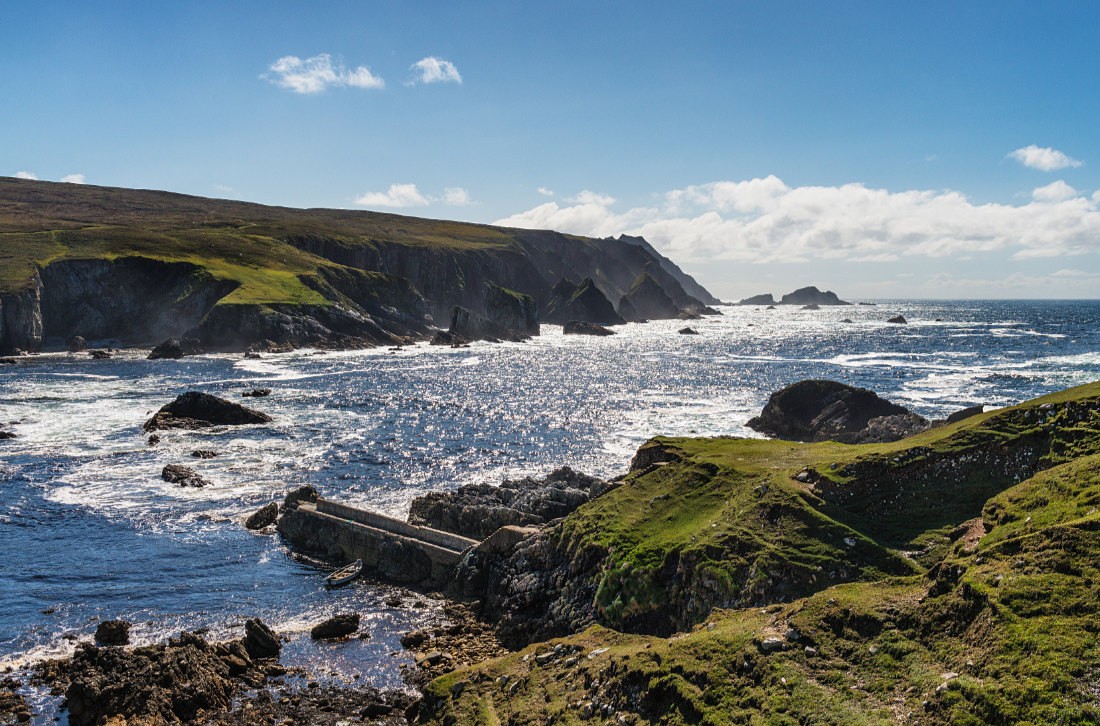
<box><xmin>747</xmin><ymin>379</ymin><xmax>929</xmax><ymax>444</ymax></box>
<box><xmin>143</xmin><ymin>391</ymin><xmax>272</xmax><ymax>431</ymax></box>
<box><xmin>678</xmin><ymin>327</ymin><xmax>699</xmax><ymax>335</ymax></box>
<box><xmin>241</xmin><ymin>388</ymin><xmax>271</xmax><ymax>398</ymax></box>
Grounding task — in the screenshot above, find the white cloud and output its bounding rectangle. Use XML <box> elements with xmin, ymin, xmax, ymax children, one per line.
<box><xmin>1008</xmin><ymin>145</ymin><xmax>1083</xmax><ymax>172</ymax></box>
<box><xmin>1032</xmin><ymin>180</ymin><xmax>1077</xmax><ymax>203</ymax></box>
<box><xmin>354</xmin><ymin>183</ymin><xmax>430</xmax><ymax>208</ymax></box>
<box><xmin>537</xmin><ymin>187</ymin><xmax>555</xmax><ymax>197</ymax></box>
<box><xmin>266</xmin><ymin>54</ymin><xmax>384</xmax><ymax>94</ymax></box>
<box><xmin>60</xmin><ymin>173</ymin><xmax>85</xmax><ymax>184</ymax></box>
<box><xmin>14</xmin><ymin>171</ymin><xmax>37</xmax><ymax>180</ymax></box>
<box><xmin>409</xmin><ymin>57</ymin><xmax>462</xmax><ymax>85</ymax></box>
<box><xmin>493</xmin><ymin>176</ymin><xmax>1100</xmax><ymax>266</ymax></box>
<box><xmin>443</xmin><ymin>187</ymin><xmax>472</xmax><ymax>206</ymax></box>
<box><xmin>927</xmin><ymin>269</ymin><xmax>1100</xmax><ymax>295</ymax></box>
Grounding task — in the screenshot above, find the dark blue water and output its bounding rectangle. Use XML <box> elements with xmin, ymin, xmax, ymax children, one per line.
<box><xmin>1</xmin><ymin>300</ymin><xmax>1097</xmax><ymax>693</ymax></box>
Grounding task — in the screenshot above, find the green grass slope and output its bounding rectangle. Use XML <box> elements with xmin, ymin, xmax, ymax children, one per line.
<box><xmin>424</xmin><ymin>382</ymin><xmax>1100</xmax><ymax>724</ymax></box>
<box><xmin>0</xmin><ymin>177</ymin><xmax>517</xmax><ymax>304</ymax></box>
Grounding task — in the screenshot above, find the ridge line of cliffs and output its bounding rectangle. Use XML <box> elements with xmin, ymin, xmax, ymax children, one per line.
<box><xmin>0</xmin><ymin>178</ymin><xmax>718</xmax><ymax>355</ymax></box>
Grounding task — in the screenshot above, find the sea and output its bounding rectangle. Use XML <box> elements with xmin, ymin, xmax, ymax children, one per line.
<box><xmin>2</xmin><ymin>300</ymin><xmax>1098</xmax><ymax>713</ymax></box>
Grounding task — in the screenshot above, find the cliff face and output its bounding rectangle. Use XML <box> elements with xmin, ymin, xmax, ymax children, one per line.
<box><xmin>0</xmin><ymin>272</ymin><xmax>43</xmax><ymax>353</ymax></box>
<box><xmin>0</xmin><ymin>178</ymin><xmax>716</xmax><ymax>353</ymax></box>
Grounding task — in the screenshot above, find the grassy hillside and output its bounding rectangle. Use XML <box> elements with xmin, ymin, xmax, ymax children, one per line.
<box><xmin>423</xmin><ymin>382</ymin><xmax>1100</xmax><ymax>724</ymax></box>
<box><xmin>0</xmin><ymin>178</ymin><xmax>517</xmax><ymax>304</ymax></box>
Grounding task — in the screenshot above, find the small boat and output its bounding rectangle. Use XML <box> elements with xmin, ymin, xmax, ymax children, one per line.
<box><xmin>325</xmin><ymin>559</ymin><xmax>363</xmax><ymax>588</ymax></box>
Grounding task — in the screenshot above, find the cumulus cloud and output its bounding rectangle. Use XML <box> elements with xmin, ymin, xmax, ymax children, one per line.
<box><xmin>14</xmin><ymin>171</ymin><xmax>37</xmax><ymax>180</ymax></box>
<box><xmin>354</xmin><ymin>183</ymin><xmax>430</xmax><ymax>208</ymax></box>
<box><xmin>493</xmin><ymin>175</ymin><xmax>1100</xmax><ymax>265</ymax></box>
<box><xmin>537</xmin><ymin>187</ymin><xmax>555</xmax><ymax>197</ymax></box>
<box><xmin>409</xmin><ymin>57</ymin><xmax>462</xmax><ymax>84</ymax></box>
<box><xmin>266</xmin><ymin>54</ymin><xmax>384</xmax><ymax>93</ymax></box>
<box><xmin>1032</xmin><ymin>180</ymin><xmax>1077</xmax><ymax>203</ymax></box>
<box><xmin>1008</xmin><ymin>145</ymin><xmax>1083</xmax><ymax>171</ymax></box>
<box><xmin>60</xmin><ymin>173</ymin><xmax>85</xmax><ymax>184</ymax></box>
<box><xmin>443</xmin><ymin>187</ymin><xmax>472</xmax><ymax>206</ymax></box>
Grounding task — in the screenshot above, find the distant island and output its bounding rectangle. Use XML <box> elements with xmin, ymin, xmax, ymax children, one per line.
<box><xmin>0</xmin><ymin>178</ymin><xmax>719</xmax><ymax>355</ymax></box>
<box><xmin>738</xmin><ymin>285</ymin><xmax>850</xmax><ymax>306</ymax></box>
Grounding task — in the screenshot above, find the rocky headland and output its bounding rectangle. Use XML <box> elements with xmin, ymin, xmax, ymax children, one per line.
<box><xmin>0</xmin><ymin>178</ymin><xmax>716</xmax><ymax>354</ymax></box>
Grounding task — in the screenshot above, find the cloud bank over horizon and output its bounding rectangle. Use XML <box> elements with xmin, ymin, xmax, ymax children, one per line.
<box><xmin>493</xmin><ymin>175</ymin><xmax>1100</xmax><ymax>269</ymax></box>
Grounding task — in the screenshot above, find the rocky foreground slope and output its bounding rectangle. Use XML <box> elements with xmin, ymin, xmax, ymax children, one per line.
<box><xmin>420</xmin><ymin>382</ymin><xmax>1100</xmax><ymax>724</ymax></box>
<box><xmin>0</xmin><ymin>178</ymin><xmax>716</xmax><ymax>354</ymax></box>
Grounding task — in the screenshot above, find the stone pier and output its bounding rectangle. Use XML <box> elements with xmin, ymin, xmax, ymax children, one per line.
<box><xmin>276</xmin><ymin>498</ymin><xmax>479</xmax><ymax>589</ymax></box>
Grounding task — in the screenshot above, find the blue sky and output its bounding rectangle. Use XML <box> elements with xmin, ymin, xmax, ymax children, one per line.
<box><xmin>4</xmin><ymin>1</ymin><xmax>1099</xmax><ymax>299</ymax></box>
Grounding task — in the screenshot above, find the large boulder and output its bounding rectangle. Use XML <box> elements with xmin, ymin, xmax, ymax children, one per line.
<box><xmin>94</xmin><ymin>620</ymin><xmax>131</xmax><ymax>646</ymax></box>
<box><xmin>162</xmin><ymin>464</ymin><xmax>211</xmax><ymax>488</ymax></box>
<box><xmin>242</xmin><ymin>619</ymin><xmax>281</xmax><ymax>660</ymax></box>
<box><xmin>244</xmin><ymin>502</ymin><xmax>279</xmax><ymax>530</ymax></box>
<box><xmin>310</xmin><ymin>613</ymin><xmax>360</xmax><ymax>640</ymax></box>
<box><xmin>747</xmin><ymin>380</ymin><xmax>929</xmax><ymax>444</ymax></box>
<box><xmin>542</xmin><ymin>278</ymin><xmax>624</xmax><ymax>326</ymax></box>
<box><xmin>143</xmin><ymin>391</ymin><xmax>272</xmax><ymax>431</ymax></box>
<box><xmin>408</xmin><ymin>466</ymin><xmax>611</xmax><ymax>540</ymax></box>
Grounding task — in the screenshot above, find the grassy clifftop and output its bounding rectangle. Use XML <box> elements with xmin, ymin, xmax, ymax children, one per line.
<box><xmin>424</xmin><ymin>382</ymin><xmax>1100</xmax><ymax>724</ymax></box>
<box><xmin>0</xmin><ymin>177</ymin><xmax>515</xmax><ymax>304</ymax></box>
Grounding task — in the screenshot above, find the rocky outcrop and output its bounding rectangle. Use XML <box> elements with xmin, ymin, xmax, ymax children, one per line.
<box><xmin>738</xmin><ymin>293</ymin><xmax>777</xmax><ymax>305</ymax></box>
<box><xmin>0</xmin><ymin>271</ymin><xmax>43</xmax><ymax>354</ymax></box>
<box><xmin>563</xmin><ymin>321</ymin><xmax>615</xmax><ymax>336</ymax></box>
<box><xmin>244</xmin><ymin>502</ymin><xmax>279</xmax><ymax>530</ymax></box>
<box><xmin>310</xmin><ymin>613</ymin><xmax>361</xmax><ymax>640</ymax></box>
<box><xmin>448</xmin><ymin>284</ymin><xmax>539</xmax><ymax>342</ymax></box>
<box><xmin>747</xmin><ymin>379</ymin><xmax>929</xmax><ymax>443</ymax></box>
<box><xmin>887</xmin><ymin>315</ymin><xmax>907</xmax><ymax>324</ymax></box>
<box><xmin>143</xmin><ymin>391</ymin><xmax>272</xmax><ymax>431</ymax></box>
<box><xmin>148</xmin><ymin>336</ymin><xmax>203</xmax><ymax>359</ymax></box>
<box><xmin>618</xmin><ymin>273</ymin><xmax>682</xmax><ymax>322</ymax></box>
<box><xmin>94</xmin><ymin>620</ymin><xmax>131</xmax><ymax>646</ymax></box>
<box><xmin>542</xmin><ymin>278</ymin><xmax>624</xmax><ymax>326</ymax></box>
<box><xmin>779</xmin><ymin>286</ymin><xmax>850</xmax><ymax>305</ymax></box>
<box><xmin>615</xmin><ymin>235</ymin><xmax>721</xmax><ymax>306</ymax></box>
<box><xmin>162</xmin><ymin>464</ymin><xmax>211</xmax><ymax>488</ymax></box>
<box><xmin>37</xmin><ymin>624</ymin><xmax>283</xmax><ymax>726</ymax></box>
<box><xmin>409</xmin><ymin>466</ymin><xmax>611</xmax><ymax>540</ymax></box>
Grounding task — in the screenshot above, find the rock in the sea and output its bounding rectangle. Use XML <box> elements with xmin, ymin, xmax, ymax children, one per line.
<box><xmin>282</xmin><ymin>485</ymin><xmax>318</xmax><ymax>511</ymax></box>
<box><xmin>147</xmin><ymin>337</ymin><xmax>203</xmax><ymax>360</ymax></box>
<box><xmin>887</xmin><ymin>315</ymin><xmax>907</xmax><ymax>324</ymax></box>
<box><xmin>162</xmin><ymin>464</ymin><xmax>211</xmax><ymax>488</ymax></box>
<box><xmin>738</xmin><ymin>293</ymin><xmax>777</xmax><ymax>306</ymax></box>
<box><xmin>191</xmin><ymin>449</ymin><xmax>218</xmax><ymax>459</ymax></box>
<box><xmin>88</xmin><ymin>349</ymin><xmax>111</xmax><ymax>359</ymax></box>
<box><xmin>429</xmin><ymin>330</ymin><xmax>471</xmax><ymax>347</ymax></box>
<box><xmin>0</xmin><ymin>430</ymin><xmax>15</xmax><ymax>440</ymax></box>
<box><xmin>241</xmin><ymin>388</ymin><xmax>271</xmax><ymax>398</ymax></box>
<box><xmin>310</xmin><ymin>613</ymin><xmax>360</xmax><ymax>640</ymax></box>
<box><xmin>802</xmin><ymin>303</ymin><xmax>820</xmax><ymax>310</ymax></box>
<box><xmin>242</xmin><ymin>618</ymin><xmax>281</xmax><ymax>660</ymax></box>
<box><xmin>747</xmin><ymin>379</ymin><xmax>929</xmax><ymax>444</ymax></box>
<box><xmin>245</xmin><ymin>502</ymin><xmax>279</xmax><ymax>530</ymax></box>
<box><xmin>68</xmin><ymin>336</ymin><xmax>87</xmax><ymax>352</ymax></box>
<box><xmin>543</xmin><ymin>278</ymin><xmax>624</xmax><ymax>326</ymax></box>
<box><xmin>678</xmin><ymin>327</ymin><xmax>699</xmax><ymax>335</ymax></box>
<box><xmin>409</xmin><ymin>466</ymin><xmax>611</xmax><ymax>540</ymax></box>
<box><xmin>94</xmin><ymin>620</ymin><xmax>131</xmax><ymax>646</ymax></box>
<box><xmin>563</xmin><ymin>321</ymin><xmax>615</xmax><ymax>336</ymax></box>
<box><xmin>779</xmin><ymin>286</ymin><xmax>850</xmax><ymax>306</ymax></box>
<box><xmin>143</xmin><ymin>391</ymin><xmax>272</xmax><ymax>431</ymax></box>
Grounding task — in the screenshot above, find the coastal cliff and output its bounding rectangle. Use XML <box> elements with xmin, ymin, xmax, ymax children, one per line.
<box><xmin>421</xmin><ymin>382</ymin><xmax>1100</xmax><ymax>724</ymax></box>
<box><xmin>0</xmin><ymin>178</ymin><xmax>714</xmax><ymax>353</ymax></box>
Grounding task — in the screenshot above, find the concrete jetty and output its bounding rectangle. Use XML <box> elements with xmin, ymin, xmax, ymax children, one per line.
<box><xmin>276</xmin><ymin>498</ymin><xmax>479</xmax><ymax>589</ymax></box>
